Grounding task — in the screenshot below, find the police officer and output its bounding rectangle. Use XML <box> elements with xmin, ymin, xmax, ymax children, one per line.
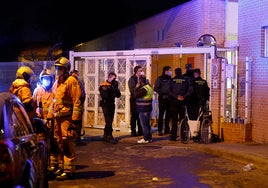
<box><xmin>169</xmin><ymin>68</ymin><xmax>193</xmax><ymax>141</ymax></box>
<box><xmin>154</xmin><ymin>66</ymin><xmax>172</xmax><ymax>136</ymax></box>
<box><xmin>47</xmin><ymin>57</ymin><xmax>83</xmax><ymax>180</ymax></box>
<box><xmin>99</xmin><ymin>72</ymin><xmax>121</xmax><ymax>144</ymax></box>
<box><xmin>183</xmin><ymin>63</ymin><xmax>194</xmax><ymax>84</ymax></box>
<box><xmin>9</xmin><ymin>66</ymin><xmax>36</xmax><ymax>122</ymax></box>
<box><xmin>189</xmin><ymin>68</ymin><xmax>210</xmax><ymax>121</ymax></box>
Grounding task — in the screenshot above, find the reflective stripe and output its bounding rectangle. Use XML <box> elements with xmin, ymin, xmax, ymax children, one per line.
<box><xmin>136</xmin><ymin>84</ymin><xmax>153</xmax><ymax>112</ymax></box>
<box><xmin>142</xmin><ymin>85</ymin><xmax>153</xmax><ymax>99</ymax></box>
<box><xmin>54</xmin><ymin>111</ymin><xmax>72</xmax><ymax>117</ymax></box>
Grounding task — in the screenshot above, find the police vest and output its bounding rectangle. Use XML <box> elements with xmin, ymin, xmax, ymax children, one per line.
<box><xmin>136</xmin><ymin>84</ymin><xmax>153</xmax><ymax>112</ymax></box>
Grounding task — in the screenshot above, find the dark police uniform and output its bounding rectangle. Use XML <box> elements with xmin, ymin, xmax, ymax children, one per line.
<box><xmin>99</xmin><ymin>78</ymin><xmax>121</xmax><ymax>143</ymax></box>
<box><xmin>154</xmin><ymin>73</ymin><xmax>172</xmax><ymax>135</ymax></box>
<box><xmin>169</xmin><ymin>68</ymin><xmax>193</xmax><ymax>140</ymax></box>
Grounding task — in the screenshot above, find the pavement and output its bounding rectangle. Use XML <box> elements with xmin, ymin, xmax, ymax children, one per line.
<box><xmin>82</xmin><ymin>127</ymin><xmax>268</xmax><ymax>171</ymax></box>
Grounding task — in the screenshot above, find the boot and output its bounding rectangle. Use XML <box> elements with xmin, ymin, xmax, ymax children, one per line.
<box><xmin>56</xmin><ymin>172</ymin><xmax>74</xmax><ymax>181</ymax></box>
<box><xmin>106</xmin><ymin>135</ymin><xmax>118</xmax><ymax>144</ymax></box>
<box><xmin>103</xmin><ymin>132</ymin><xmax>108</xmax><ymax>142</ymax></box>
<box><xmin>75</xmin><ymin>137</ymin><xmax>87</xmax><ymax>146</ymax></box>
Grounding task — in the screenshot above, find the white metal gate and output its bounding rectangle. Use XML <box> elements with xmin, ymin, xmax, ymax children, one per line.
<box><xmin>69</xmin><ymin>47</ymin><xmax>216</xmax><ymax>131</ymax></box>
<box><xmin>72</xmin><ymin>54</ymin><xmax>151</xmax><ymax>130</ymax></box>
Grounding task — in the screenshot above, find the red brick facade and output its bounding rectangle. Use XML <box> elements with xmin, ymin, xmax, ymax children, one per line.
<box><xmin>238</xmin><ymin>1</ymin><xmax>268</xmax><ymax>143</ymax></box>
<box><xmin>76</xmin><ymin>0</ymin><xmax>268</xmax><ymax>143</ymax></box>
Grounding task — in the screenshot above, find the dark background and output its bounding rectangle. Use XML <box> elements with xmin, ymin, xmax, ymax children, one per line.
<box><xmin>0</xmin><ymin>0</ymin><xmax>189</xmax><ymax>61</ymax></box>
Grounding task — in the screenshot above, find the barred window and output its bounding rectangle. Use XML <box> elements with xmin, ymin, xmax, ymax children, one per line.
<box><xmin>262</xmin><ymin>26</ymin><xmax>268</xmax><ymax>57</ymax></box>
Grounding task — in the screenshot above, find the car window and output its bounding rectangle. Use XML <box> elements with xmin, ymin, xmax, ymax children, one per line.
<box><xmin>10</xmin><ymin>103</ymin><xmax>31</xmax><ymax>137</ymax></box>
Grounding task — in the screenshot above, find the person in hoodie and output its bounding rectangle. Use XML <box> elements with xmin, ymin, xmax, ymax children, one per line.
<box><xmin>169</xmin><ymin>68</ymin><xmax>193</xmax><ymax>141</ymax></box>
<box><xmin>153</xmin><ymin>66</ymin><xmax>172</xmax><ymax>136</ymax></box>
<box><xmin>9</xmin><ymin>66</ymin><xmax>36</xmax><ymax>122</ymax></box>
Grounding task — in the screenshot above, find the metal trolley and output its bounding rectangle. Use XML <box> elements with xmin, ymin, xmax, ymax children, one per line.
<box><xmin>180</xmin><ymin>106</ymin><xmax>213</xmax><ymax>144</ymax></box>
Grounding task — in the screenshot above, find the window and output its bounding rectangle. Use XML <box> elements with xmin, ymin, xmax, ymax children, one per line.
<box><xmin>262</xmin><ymin>26</ymin><xmax>268</xmax><ymax>57</ymax></box>
<box><xmin>10</xmin><ymin>102</ymin><xmax>32</xmax><ymax>137</ymax></box>
<box><xmin>156</xmin><ymin>29</ymin><xmax>165</xmax><ymax>42</ymax></box>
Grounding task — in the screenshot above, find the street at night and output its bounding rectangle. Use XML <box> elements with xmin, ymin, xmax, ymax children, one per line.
<box><xmin>48</xmin><ymin>128</ymin><xmax>268</xmax><ymax>188</ymax></box>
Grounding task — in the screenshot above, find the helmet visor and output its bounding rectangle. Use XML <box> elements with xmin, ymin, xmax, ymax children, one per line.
<box><xmin>41</xmin><ymin>77</ymin><xmax>53</xmax><ymax>90</ymax></box>
<box><xmin>55</xmin><ymin>66</ymin><xmax>65</xmax><ymax>76</ymax></box>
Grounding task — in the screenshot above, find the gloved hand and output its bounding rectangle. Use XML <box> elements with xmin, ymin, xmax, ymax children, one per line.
<box><xmin>35</xmin><ymin>107</ymin><xmax>43</xmax><ymax>118</ymax></box>
<box><xmin>72</xmin><ymin>120</ymin><xmax>81</xmax><ymax>126</ymax></box>
<box><xmin>68</xmin><ymin>120</ymin><xmax>80</xmax><ymax>131</ymax></box>
<box><xmin>45</xmin><ymin>118</ymin><xmax>53</xmax><ymax>129</ymax></box>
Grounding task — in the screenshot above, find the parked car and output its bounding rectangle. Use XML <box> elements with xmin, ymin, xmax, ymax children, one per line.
<box><xmin>0</xmin><ymin>92</ymin><xmax>48</xmax><ymax>188</ymax></box>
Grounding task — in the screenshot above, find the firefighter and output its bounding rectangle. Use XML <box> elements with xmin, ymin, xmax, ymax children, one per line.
<box><xmin>9</xmin><ymin>66</ymin><xmax>36</xmax><ymax>122</ymax></box>
<box><xmin>32</xmin><ymin>68</ymin><xmax>57</xmax><ymax>173</ymax></box>
<box><xmin>33</xmin><ymin>68</ymin><xmax>55</xmax><ymax>119</ymax></box>
<box><xmin>47</xmin><ymin>57</ymin><xmax>83</xmax><ymax>180</ymax></box>
<box><xmin>70</xmin><ymin>69</ymin><xmax>87</xmax><ymax>146</ymax></box>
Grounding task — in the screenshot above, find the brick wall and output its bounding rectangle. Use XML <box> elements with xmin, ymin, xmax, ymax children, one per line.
<box><xmin>135</xmin><ymin>0</ymin><xmax>225</xmax><ymax>48</ymax></box>
<box><xmin>238</xmin><ymin>1</ymin><xmax>268</xmax><ymax>143</ymax></box>
<box><xmin>73</xmin><ymin>0</ymin><xmax>268</xmax><ymax>143</ymax></box>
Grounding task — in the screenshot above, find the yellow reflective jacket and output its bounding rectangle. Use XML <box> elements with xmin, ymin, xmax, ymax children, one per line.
<box><xmin>9</xmin><ymin>78</ymin><xmax>32</xmax><ymax>105</ymax></box>
<box><xmin>48</xmin><ymin>75</ymin><xmax>82</xmax><ymax>121</ymax></box>
<box><xmin>33</xmin><ymin>84</ymin><xmax>54</xmax><ymax>120</ymax></box>
<box><xmin>9</xmin><ymin>78</ymin><xmax>36</xmax><ymax>121</ymax></box>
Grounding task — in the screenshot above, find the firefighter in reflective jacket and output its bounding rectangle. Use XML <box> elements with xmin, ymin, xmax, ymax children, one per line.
<box><xmin>9</xmin><ymin>66</ymin><xmax>36</xmax><ymax>122</ymax></box>
<box><xmin>70</xmin><ymin>69</ymin><xmax>87</xmax><ymax>146</ymax></box>
<box><xmin>47</xmin><ymin>57</ymin><xmax>82</xmax><ymax>180</ymax></box>
<box><xmin>32</xmin><ymin>68</ymin><xmax>57</xmax><ymax>172</ymax></box>
<box><xmin>33</xmin><ymin>68</ymin><xmax>55</xmax><ymax>120</ymax></box>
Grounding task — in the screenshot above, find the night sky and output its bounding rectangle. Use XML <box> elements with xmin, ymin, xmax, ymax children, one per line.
<box><xmin>0</xmin><ymin>0</ymin><xmax>189</xmax><ymax>61</ymax></box>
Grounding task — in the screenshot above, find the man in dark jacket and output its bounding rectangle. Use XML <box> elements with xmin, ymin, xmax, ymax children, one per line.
<box><xmin>169</xmin><ymin>68</ymin><xmax>193</xmax><ymax>141</ymax></box>
<box><xmin>154</xmin><ymin>66</ymin><xmax>172</xmax><ymax>136</ymax></box>
<box><xmin>189</xmin><ymin>68</ymin><xmax>210</xmax><ymax>121</ymax></box>
<box><xmin>99</xmin><ymin>72</ymin><xmax>121</xmax><ymax>144</ymax></box>
<box><xmin>182</xmin><ymin>63</ymin><xmax>194</xmax><ymax>84</ymax></box>
<box><xmin>128</xmin><ymin>66</ymin><xmax>143</xmax><ymax>136</ymax></box>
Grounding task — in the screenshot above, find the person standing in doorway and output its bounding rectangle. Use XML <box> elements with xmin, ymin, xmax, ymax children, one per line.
<box><xmin>183</xmin><ymin>63</ymin><xmax>194</xmax><ymax>84</ymax></box>
<box><xmin>154</xmin><ymin>66</ymin><xmax>172</xmax><ymax>136</ymax></box>
<box><xmin>99</xmin><ymin>72</ymin><xmax>121</xmax><ymax>144</ymax></box>
<box><xmin>169</xmin><ymin>68</ymin><xmax>193</xmax><ymax>141</ymax></box>
<box><xmin>128</xmin><ymin>65</ymin><xmax>143</xmax><ymax>136</ymax></box>
<box><xmin>134</xmin><ymin>75</ymin><xmax>153</xmax><ymax>144</ymax></box>
<box><xmin>189</xmin><ymin>68</ymin><xmax>210</xmax><ymax>122</ymax></box>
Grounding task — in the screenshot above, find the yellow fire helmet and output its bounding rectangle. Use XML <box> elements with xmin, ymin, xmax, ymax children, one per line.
<box><xmin>54</xmin><ymin>57</ymin><xmax>70</xmax><ymax>71</ymax></box>
<box><xmin>16</xmin><ymin>66</ymin><xmax>35</xmax><ymax>82</ymax></box>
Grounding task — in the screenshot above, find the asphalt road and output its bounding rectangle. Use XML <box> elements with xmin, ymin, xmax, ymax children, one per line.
<box><xmin>48</xmin><ymin>130</ymin><xmax>268</xmax><ymax>188</ymax></box>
